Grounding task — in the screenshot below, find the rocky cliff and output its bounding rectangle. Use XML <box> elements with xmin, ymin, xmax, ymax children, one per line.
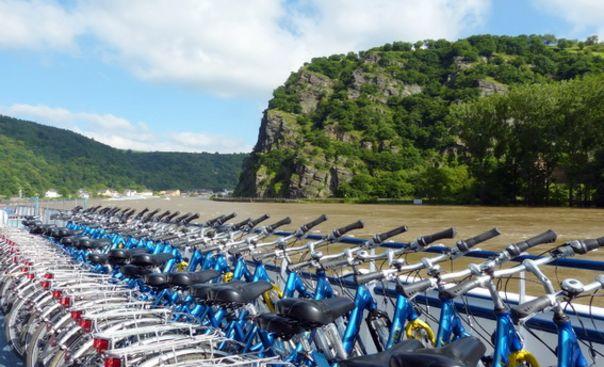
<box><xmin>235</xmin><ymin>35</ymin><xmax>599</xmax><ymax>199</ymax></box>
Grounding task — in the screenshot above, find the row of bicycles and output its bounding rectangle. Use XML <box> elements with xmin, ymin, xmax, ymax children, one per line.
<box><xmin>0</xmin><ymin>205</ymin><xmax>602</xmax><ymax>367</ymax></box>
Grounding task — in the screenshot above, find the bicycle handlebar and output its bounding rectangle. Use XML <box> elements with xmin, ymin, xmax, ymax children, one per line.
<box><xmin>266</xmin><ymin>217</ymin><xmax>292</xmax><ymax>233</ymax></box>
<box><xmin>510</xmin><ymin>295</ymin><xmax>553</xmax><ymax>321</ymax></box>
<box><xmin>298</xmin><ymin>215</ymin><xmax>328</xmax><ymax>234</ymax></box>
<box><xmin>571</xmin><ymin>237</ymin><xmax>604</xmax><ymax>254</ymax></box>
<box><xmin>331</xmin><ymin>220</ymin><xmax>364</xmax><ymax>239</ymax></box>
<box><xmin>457</xmin><ymin>228</ymin><xmax>500</xmax><ymax>252</ymax></box>
<box><xmin>247</xmin><ymin>214</ymin><xmax>269</xmax><ymax>228</ymax></box>
<box><xmin>507</xmin><ymin>229</ymin><xmax>557</xmax><ymax>257</ymax></box>
<box><xmin>417</xmin><ymin>227</ymin><xmax>456</xmax><ymax>247</ymax></box>
<box><xmin>355</xmin><ymin>270</ymin><xmax>389</xmax><ymax>284</ymax></box>
<box><xmin>441</xmin><ymin>278</ymin><xmax>483</xmax><ymax>299</ymax></box>
<box><xmin>374</xmin><ymin>225</ymin><xmax>408</xmax><ymax>244</ymax></box>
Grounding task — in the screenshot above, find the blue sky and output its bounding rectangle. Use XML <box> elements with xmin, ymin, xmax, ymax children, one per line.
<box><xmin>0</xmin><ymin>0</ymin><xmax>601</xmax><ymax>153</ymax></box>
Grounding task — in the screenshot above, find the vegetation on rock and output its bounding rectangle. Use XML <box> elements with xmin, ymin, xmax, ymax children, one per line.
<box><xmin>235</xmin><ymin>35</ymin><xmax>604</xmax><ymax>206</ymax></box>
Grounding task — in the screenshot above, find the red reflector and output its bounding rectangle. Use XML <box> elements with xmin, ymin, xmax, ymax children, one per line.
<box><xmin>26</xmin><ymin>273</ymin><xmax>35</xmax><ymax>280</ymax></box>
<box><xmin>52</xmin><ymin>290</ymin><xmax>62</xmax><ymax>299</ymax></box>
<box><xmin>93</xmin><ymin>338</ymin><xmax>110</xmax><ymax>353</ymax></box>
<box><xmin>79</xmin><ymin>318</ymin><xmax>92</xmax><ymax>333</ymax></box>
<box><xmin>104</xmin><ymin>357</ymin><xmax>121</xmax><ymax>367</ymax></box>
<box><xmin>60</xmin><ymin>296</ymin><xmax>72</xmax><ymax>307</ymax></box>
<box><xmin>70</xmin><ymin>310</ymin><xmax>82</xmax><ymax>321</ymax></box>
<box><xmin>44</xmin><ymin>273</ymin><xmax>54</xmax><ymax>279</ymax></box>
<box><xmin>41</xmin><ymin>280</ymin><xmax>51</xmax><ymax>289</ymax></box>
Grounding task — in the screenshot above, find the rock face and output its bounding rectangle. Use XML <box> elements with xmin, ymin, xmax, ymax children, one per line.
<box><xmin>234</xmin><ymin>41</ymin><xmax>514</xmax><ymax>199</ymax></box>
<box><xmin>477</xmin><ymin>79</ymin><xmax>508</xmax><ymax>96</ymax></box>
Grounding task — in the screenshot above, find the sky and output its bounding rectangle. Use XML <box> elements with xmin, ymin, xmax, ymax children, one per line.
<box><xmin>0</xmin><ymin>0</ymin><xmax>602</xmax><ymax>153</ymax></box>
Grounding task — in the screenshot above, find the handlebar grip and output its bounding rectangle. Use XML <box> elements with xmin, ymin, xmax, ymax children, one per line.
<box><xmin>333</xmin><ymin>220</ymin><xmax>364</xmax><ymax>238</ymax></box>
<box><xmin>206</xmin><ymin>214</ymin><xmax>224</xmax><ymax>226</ymax></box>
<box><xmin>457</xmin><ymin>228</ymin><xmax>501</xmax><ymax>252</ymax></box>
<box><xmin>355</xmin><ymin>271</ymin><xmax>385</xmax><ymax>284</ymax></box>
<box><xmin>143</xmin><ymin>209</ymin><xmax>160</xmax><ymax>222</ymax></box>
<box><xmin>441</xmin><ymin>279</ymin><xmax>481</xmax><ymax>299</ymax></box>
<box><xmin>266</xmin><ymin>217</ymin><xmax>292</xmax><ymax>233</ymax></box>
<box><xmin>507</xmin><ymin>229</ymin><xmax>557</xmax><ymax>257</ymax></box>
<box><xmin>221</xmin><ymin>212</ymin><xmax>237</xmax><ymax>224</ymax></box>
<box><xmin>231</xmin><ymin>218</ymin><xmax>251</xmax><ymax>231</ymax></box>
<box><xmin>248</xmin><ymin>214</ymin><xmax>270</xmax><ymax>228</ymax></box>
<box><xmin>165</xmin><ymin>211</ymin><xmax>181</xmax><ymax>222</ymax></box>
<box><xmin>418</xmin><ymin>227</ymin><xmax>456</xmax><ymax>246</ymax></box>
<box><xmin>375</xmin><ymin>225</ymin><xmax>408</xmax><ymax>244</ymax></box>
<box><xmin>575</xmin><ymin>237</ymin><xmax>604</xmax><ymax>254</ymax></box>
<box><xmin>182</xmin><ymin>213</ymin><xmax>200</xmax><ymax>224</ymax></box>
<box><xmin>136</xmin><ymin>208</ymin><xmax>149</xmax><ymax>219</ymax></box>
<box><xmin>299</xmin><ymin>215</ymin><xmax>328</xmax><ymax>234</ymax></box>
<box><xmin>398</xmin><ymin>279</ymin><xmax>433</xmax><ymax>298</ymax></box>
<box><xmin>511</xmin><ymin>295</ymin><xmax>553</xmax><ymax>322</ymax></box>
<box><xmin>158</xmin><ymin>210</ymin><xmax>173</xmax><ymax>221</ymax></box>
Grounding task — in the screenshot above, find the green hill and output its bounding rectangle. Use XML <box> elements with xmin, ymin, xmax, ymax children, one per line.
<box><xmin>0</xmin><ymin>115</ymin><xmax>246</xmax><ymax>197</ymax></box>
<box><xmin>235</xmin><ymin>35</ymin><xmax>604</xmax><ymax>206</ymax></box>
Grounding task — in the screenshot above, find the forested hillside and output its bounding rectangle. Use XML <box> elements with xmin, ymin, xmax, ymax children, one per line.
<box><xmin>0</xmin><ymin>115</ymin><xmax>246</xmax><ymax>197</ymax></box>
<box><xmin>235</xmin><ymin>35</ymin><xmax>604</xmax><ymax>206</ymax></box>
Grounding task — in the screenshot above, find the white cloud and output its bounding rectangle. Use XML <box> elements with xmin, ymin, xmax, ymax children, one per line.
<box><xmin>0</xmin><ymin>0</ymin><xmax>80</xmax><ymax>50</ymax></box>
<box><xmin>0</xmin><ymin>0</ymin><xmax>490</xmax><ymax>96</ymax></box>
<box><xmin>533</xmin><ymin>0</ymin><xmax>604</xmax><ymax>38</ymax></box>
<box><xmin>1</xmin><ymin>104</ymin><xmax>250</xmax><ymax>153</ymax></box>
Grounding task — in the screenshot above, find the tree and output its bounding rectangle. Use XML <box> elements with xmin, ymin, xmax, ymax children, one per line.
<box><xmin>586</xmin><ymin>35</ymin><xmax>599</xmax><ymax>45</ymax></box>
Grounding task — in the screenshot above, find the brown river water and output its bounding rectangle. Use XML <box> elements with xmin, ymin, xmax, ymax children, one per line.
<box><xmin>75</xmin><ymin>198</ymin><xmax>603</xmax><ymax>302</ymax></box>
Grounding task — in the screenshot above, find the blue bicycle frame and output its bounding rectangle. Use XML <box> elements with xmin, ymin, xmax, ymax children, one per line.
<box><xmin>490</xmin><ymin>311</ymin><xmax>524</xmax><ymax>366</ymax></box>
<box><xmin>555</xmin><ymin>317</ymin><xmax>588</xmax><ymax>367</ymax></box>
<box><xmin>435</xmin><ymin>296</ymin><xmax>470</xmax><ymax>347</ymax></box>
<box><xmin>386</xmin><ymin>293</ymin><xmax>422</xmax><ymax>348</ymax></box>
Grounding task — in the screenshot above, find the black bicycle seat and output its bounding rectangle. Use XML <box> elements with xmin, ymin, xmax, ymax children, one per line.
<box><xmin>390</xmin><ymin>336</ymin><xmax>485</xmax><ymax>367</ymax></box>
<box><xmin>341</xmin><ymin>340</ymin><xmax>423</xmax><ymax>367</ymax></box>
<box><xmin>168</xmin><ymin>270</ymin><xmax>221</xmax><ymax>288</ymax></box>
<box><xmin>256</xmin><ymin>313</ymin><xmax>305</xmax><ymax>340</ymax></box>
<box><xmin>88</xmin><ymin>253</ymin><xmax>109</xmax><ymax>265</ymax></box>
<box><xmin>276</xmin><ymin>296</ymin><xmax>354</xmax><ymax>328</ymax></box>
<box><xmin>130</xmin><ymin>253</ymin><xmax>175</xmax><ymax>267</ymax></box>
<box><xmin>121</xmin><ymin>264</ymin><xmax>153</xmax><ymax>278</ymax></box>
<box><xmin>206</xmin><ymin>280</ymin><xmax>272</xmax><ymax>305</ymax></box>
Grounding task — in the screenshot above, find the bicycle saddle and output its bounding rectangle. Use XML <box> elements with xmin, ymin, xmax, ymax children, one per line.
<box><xmin>390</xmin><ymin>336</ymin><xmax>485</xmax><ymax>367</ymax></box>
<box><xmin>130</xmin><ymin>253</ymin><xmax>175</xmax><ymax>267</ymax></box>
<box><xmin>144</xmin><ymin>273</ymin><xmax>171</xmax><ymax>289</ymax></box>
<box><xmin>87</xmin><ymin>253</ymin><xmax>109</xmax><ymax>265</ymax></box>
<box><xmin>190</xmin><ymin>283</ymin><xmax>216</xmax><ymax>301</ymax></box>
<box><xmin>108</xmin><ymin>248</ymin><xmax>148</xmax><ymax>266</ymax></box>
<box><xmin>276</xmin><ymin>296</ymin><xmax>354</xmax><ymax>328</ymax></box>
<box><xmin>256</xmin><ymin>313</ymin><xmax>306</xmax><ymax>340</ymax></box>
<box><xmin>81</xmin><ymin>239</ymin><xmax>111</xmax><ymax>250</ymax></box>
<box><xmin>120</xmin><ymin>264</ymin><xmax>154</xmax><ymax>278</ymax></box>
<box><xmin>74</xmin><ymin>238</ymin><xmax>91</xmax><ymax>249</ymax></box>
<box><xmin>206</xmin><ymin>280</ymin><xmax>273</xmax><ymax>305</ymax></box>
<box><xmin>60</xmin><ymin>236</ymin><xmax>75</xmax><ymax>246</ymax></box>
<box><xmin>340</xmin><ymin>339</ymin><xmax>424</xmax><ymax>367</ymax></box>
<box><xmin>168</xmin><ymin>270</ymin><xmax>221</xmax><ymax>288</ymax></box>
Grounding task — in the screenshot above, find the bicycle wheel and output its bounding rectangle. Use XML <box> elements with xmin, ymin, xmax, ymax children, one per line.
<box><xmin>25</xmin><ymin>310</ymin><xmax>66</xmax><ymax>367</ymax></box>
<box><xmin>4</xmin><ymin>295</ymin><xmax>29</xmax><ymax>352</ymax></box>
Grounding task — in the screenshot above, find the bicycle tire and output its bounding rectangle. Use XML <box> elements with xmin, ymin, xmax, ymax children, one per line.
<box><xmin>25</xmin><ymin>308</ymin><xmax>66</xmax><ymax>367</ymax></box>
<box><xmin>4</xmin><ymin>295</ymin><xmax>28</xmax><ymax>355</ymax></box>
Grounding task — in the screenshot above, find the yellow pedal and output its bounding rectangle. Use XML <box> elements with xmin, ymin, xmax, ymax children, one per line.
<box><xmin>508</xmin><ymin>349</ymin><xmax>539</xmax><ymax>367</ymax></box>
<box><xmin>405</xmin><ymin>318</ymin><xmax>436</xmax><ymax>346</ymax></box>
